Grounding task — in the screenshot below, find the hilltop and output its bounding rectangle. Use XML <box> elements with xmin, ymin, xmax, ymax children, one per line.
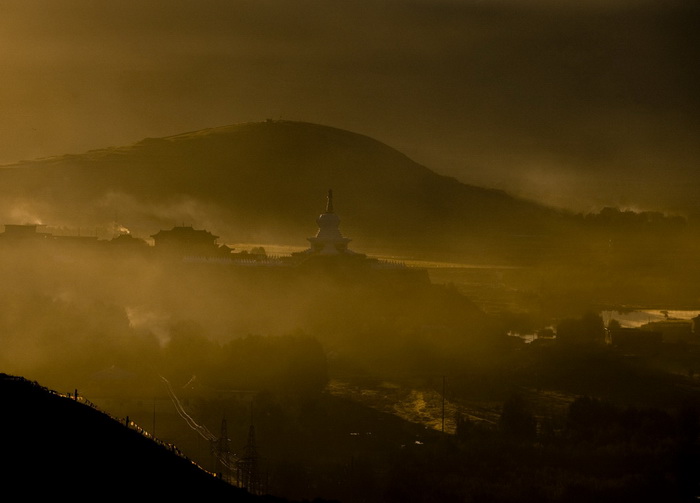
<box><xmin>0</xmin><ymin>120</ymin><xmax>570</xmax><ymax>262</ymax></box>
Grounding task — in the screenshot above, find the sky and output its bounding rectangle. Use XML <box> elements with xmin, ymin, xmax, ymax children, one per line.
<box><xmin>1</xmin><ymin>0</ymin><xmax>698</xmax><ymax>215</ymax></box>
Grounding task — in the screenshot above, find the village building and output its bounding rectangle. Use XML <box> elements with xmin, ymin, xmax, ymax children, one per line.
<box><xmin>609</xmin><ymin>327</ymin><xmax>663</xmax><ymax>356</ymax></box>
<box><xmin>639</xmin><ymin>319</ymin><xmax>697</xmax><ymax>344</ymax></box>
<box><xmin>150</xmin><ymin>225</ymin><xmax>233</xmax><ymax>259</ymax></box>
<box><xmin>0</xmin><ymin>224</ymin><xmax>50</xmax><ymax>241</ymax></box>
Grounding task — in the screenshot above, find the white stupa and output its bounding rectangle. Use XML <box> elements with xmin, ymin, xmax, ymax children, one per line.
<box><xmin>305</xmin><ymin>189</ymin><xmax>355</xmax><ymax>255</ymax></box>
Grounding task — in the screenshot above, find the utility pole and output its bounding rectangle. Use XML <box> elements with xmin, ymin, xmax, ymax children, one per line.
<box><xmin>238</xmin><ymin>425</ymin><xmax>259</xmax><ymax>494</ymax></box>
<box><xmin>442</xmin><ymin>376</ymin><xmax>446</xmax><ymax>434</ymax></box>
<box><xmin>216</xmin><ymin>416</ymin><xmax>232</xmax><ymax>484</ymax></box>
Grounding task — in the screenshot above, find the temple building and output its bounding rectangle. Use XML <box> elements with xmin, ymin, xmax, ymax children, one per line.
<box><xmin>297</xmin><ymin>190</ymin><xmax>363</xmax><ymax>258</ymax></box>
<box><xmin>290</xmin><ymin>190</ymin><xmax>429</xmax><ymax>283</ymax></box>
<box><xmin>150</xmin><ymin>225</ymin><xmax>233</xmax><ymax>259</ymax></box>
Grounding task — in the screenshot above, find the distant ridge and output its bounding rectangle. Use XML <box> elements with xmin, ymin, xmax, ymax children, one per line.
<box><xmin>0</xmin><ymin>120</ymin><xmax>571</xmax><ymax>262</ymax></box>
<box><xmin>0</xmin><ymin>373</ymin><xmax>285</xmax><ymax>499</ymax></box>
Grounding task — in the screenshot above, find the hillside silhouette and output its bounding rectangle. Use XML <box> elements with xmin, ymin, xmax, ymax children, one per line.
<box><xmin>0</xmin><ymin>373</ymin><xmax>292</xmax><ymax>500</ymax></box>
<box><xmin>0</xmin><ymin>120</ymin><xmax>568</xmax><ymax>260</ymax></box>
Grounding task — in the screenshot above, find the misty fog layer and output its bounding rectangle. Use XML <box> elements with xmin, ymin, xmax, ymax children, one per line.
<box><xmin>0</xmin><ymin>236</ymin><xmax>499</xmax><ymax>396</ymax></box>
<box><xmin>1</xmin><ymin>1</ymin><xmax>698</xmax><ymax>214</ymax></box>
<box><xmin>3</xmin><ymin>229</ymin><xmax>700</xmax><ymax>503</ymax></box>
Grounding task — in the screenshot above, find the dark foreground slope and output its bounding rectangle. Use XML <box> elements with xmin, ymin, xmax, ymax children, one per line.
<box><xmin>0</xmin><ymin>120</ymin><xmax>567</xmax><ymax>260</ymax></box>
<box><xmin>0</xmin><ymin>373</ymin><xmax>285</xmax><ymax>501</ymax></box>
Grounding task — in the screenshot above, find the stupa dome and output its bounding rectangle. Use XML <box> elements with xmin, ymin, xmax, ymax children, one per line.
<box><xmin>305</xmin><ymin>189</ymin><xmax>352</xmax><ymax>255</ymax></box>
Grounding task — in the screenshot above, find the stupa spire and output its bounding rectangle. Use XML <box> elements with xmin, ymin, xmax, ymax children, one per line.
<box><xmin>326</xmin><ymin>189</ymin><xmax>334</xmax><ymax>213</ymax></box>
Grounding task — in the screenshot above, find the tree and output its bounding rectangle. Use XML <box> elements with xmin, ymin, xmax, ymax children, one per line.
<box><xmin>499</xmin><ymin>392</ymin><xmax>537</xmax><ymax>441</ymax></box>
<box><xmin>556</xmin><ymin>312</ymin><xmax>605</xmax><ymax>345</ymax></box>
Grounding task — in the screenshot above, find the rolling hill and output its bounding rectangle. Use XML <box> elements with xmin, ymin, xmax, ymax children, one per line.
<box><xmin>0</xmin><ymin>120</ymin><xmax>572</xmax><ymax>262</ymax></box>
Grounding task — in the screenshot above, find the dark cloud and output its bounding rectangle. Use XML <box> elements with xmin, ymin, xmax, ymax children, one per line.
<box><xmin>1</xmin><ymin>0</ymin><xmax>698</xmax><ymax>213</ymax></box>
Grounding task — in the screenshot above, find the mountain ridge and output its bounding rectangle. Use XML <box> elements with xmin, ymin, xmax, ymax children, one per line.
<box><xmin>0</xmin><ymin>120</ymin><xmax>596</xmax><ymax>261</ymax></box>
